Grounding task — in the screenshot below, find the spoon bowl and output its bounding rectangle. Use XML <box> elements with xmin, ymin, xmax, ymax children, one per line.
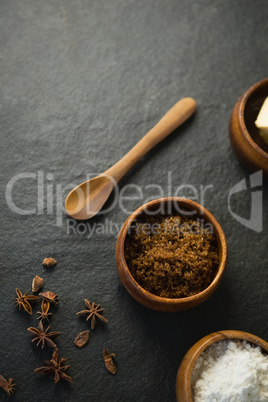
<box><xmin>65</xmin><ymin>98</ymin><xmax>196</xmax><ymax>220</ymax></box>
<box><xmin>65</xmin><ymin>174</ymin><xmax>115</xmax><ymax>220</ymax></box>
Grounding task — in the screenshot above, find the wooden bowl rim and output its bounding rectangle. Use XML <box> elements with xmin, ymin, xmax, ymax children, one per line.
<box><xmin>238</xmin><ymin>77</ymin><xmax>268</xmax><ymax>158</ymax></box>
<box><xmin>176</xmin><ymin>330</ymin><xmax>268</xmax><ymax>401</ymax></box>
<box><xmin>116</xmin><ymin>197</ymin><xmax>228</xmax><ymax>306</ymax></box>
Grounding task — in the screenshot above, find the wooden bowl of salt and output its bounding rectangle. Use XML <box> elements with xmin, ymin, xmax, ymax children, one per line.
<box><xmin>176</xmin><ymin>330</ymin><xmax>268</xmax><ymax>401</ymax></box>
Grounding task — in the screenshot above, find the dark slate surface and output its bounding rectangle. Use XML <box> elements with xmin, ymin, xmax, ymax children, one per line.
<box><xmin>1</xmin><ymin>1</ymin><xmax>267</xmax><ymax>401</ymax></box>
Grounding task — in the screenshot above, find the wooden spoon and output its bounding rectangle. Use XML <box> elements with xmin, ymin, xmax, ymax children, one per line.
<box><xmin>65</xmin><ymin>97</ymin><xmax>196</xmax><ymax>220</ymax></box>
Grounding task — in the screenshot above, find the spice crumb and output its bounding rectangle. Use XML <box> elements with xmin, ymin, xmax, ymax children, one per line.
<box><xmin>32</xmin><ymin>275</ymin><xmax>44</xmax><ymax>292</ymax></box>
<box><xmin>43</xmin><ymin>258</ymin><xmax>57</xmax><ymax>267</ymax></box>
<box><xmin>103</xmin><ymin>347</ymin><xmax>116</xmax><ymax>374</ymax></box>
<box><xmin>74</xmin><ymin>330</ymin><xmax>90</xmax><ymax>348</ymax></box>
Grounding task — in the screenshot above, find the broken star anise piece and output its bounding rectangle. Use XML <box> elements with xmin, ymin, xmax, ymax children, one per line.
<box><xmin>32</xmin><ymin>275</ymin><xmax>44</xmax><ymax>292</ymax></box>
<box><xmin>43</xmin><ymin>257</ymin><xmax>57</xmax><ymax>267</ymax></box>
<box><xmin>15</xmin><ymin>288</ymin><xmax>39</xmax><ymax>315</ymax></box>
<box><xmin>37</xmin><ymin>299</ymin><xmax>52</xmax><ymax>322</ymax></box>
<box><xmin>0</xmin><ymin>374</ymin><xmax>15</xmax><ymax>396</ymax></box>
<box><xmin>76</xmin><ymin>299</ymin><xmax>108</xmax><ymax>330</ymax></box>
<box><xmin>103</xmin><ymin>347</ymin><xmax>116</xmax><ymax>374</ymax></box>
<box><xmin>27</xmin><ymin>321</ymin><xmax>60</xmax><ymax>349</ymax></box>
<box><xmin>39</xmin><ymin>291</ymin><xmax>59</xmax><ymax>305</ymax></box>
<box><xmin>74</xmin><ymin>330</ymin><xmax>90</xmax><ymax>348</ymax></box>
<box><xmin>34</xmin><ymin>348</ymin><xmax>73</xmax><ymax>384</ymax></box>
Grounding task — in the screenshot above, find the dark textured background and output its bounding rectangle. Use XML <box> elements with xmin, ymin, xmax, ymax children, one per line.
<box><xmin>1</xmin><ymin>1</ymin><xmax>267</xmax><ymax>401</ymax></box>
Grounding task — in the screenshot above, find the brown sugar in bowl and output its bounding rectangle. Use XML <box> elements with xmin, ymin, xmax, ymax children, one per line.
<box><xmin>229</xmin><ymin>78</ymin><xmax>268</xmax><ymax>179</ymax></box>
<box><xmin>176</xmin><ymin>330</ymin><xmax>268</xmax><ymax>402</ymax></box>
<box><xmin>115</xmin><ymin>197</ymin><xmax>228</xmax><ymax>312</ymax></box>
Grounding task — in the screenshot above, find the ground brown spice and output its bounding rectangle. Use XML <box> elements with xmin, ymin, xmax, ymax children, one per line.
<box><xmin>125</xmin><ymin>214</ymin><xmax>219</xmax><ymax>298</ymax></box>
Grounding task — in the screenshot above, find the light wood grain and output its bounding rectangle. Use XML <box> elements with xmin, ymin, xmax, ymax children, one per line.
<box><xmin>65</xmin><ymin>98</ymin><xmax>196</xmax><ymax>220</ymax></box>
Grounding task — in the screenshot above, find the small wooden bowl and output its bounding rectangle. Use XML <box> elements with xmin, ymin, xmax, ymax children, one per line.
<box><xmin>115</xmin><ymin>197</ymin><xmax>227</xmax><ymax>312</ymax></box>
<box><xmin>229</xmin><ymin>78</ymin><xmax>268</xmax><ymax>179</ymax></box>
<box><xmin>176</xmin><ymin>330</ymin><xmax>268</xmax><ymax>402</ymax></box>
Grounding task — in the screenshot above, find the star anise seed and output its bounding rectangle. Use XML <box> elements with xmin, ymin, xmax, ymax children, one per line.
<box><xmin>39</xmin><ymin>291</ymin><xmax>59</xmax><ymax>305</ymax></box>
<box><xmin>15</xmin><ymin>288</ymin><xmax>39</xmax><ymax>315</ymax></box>
<box><xmin>0</xmin><ymin>375</ymin><xmax>15</xmax><ymax>396</ymax></box>
<box><xmin>43</xmin><ymin>257</ymin><xmax>57</xmax><ymax>267</ymax></box>
<box><xmin>76</xmin><ymin>299</ymin><xmax>108</xmax><ymax>329</ymax></box>
<box><xmin>103</xmin><ymin>347</ymin><xmax>116</xmax><ymax>374</ymax></box>
<box><xmin>74</xmin><ymin>330</ymin><xmax>90</xmax><ymax>348</ymax></box>
<box><xmin>32</xmin><ymin>275</ymin><xmax>44</xmax><ymax>292</ymax></box>
<box><xmin>27</xmin><ymin>321</ymin><xmax>60</xmax><ymax>349</ymax></box>
<box><xmin>34</xmin><ymin>348</ymin><xmax>73</xmax><ymax>384</ymax></box>
<box><xmin>37</xmin><ymin>299</ymin><xmax>52</xmax><ymax>322</ymax></box>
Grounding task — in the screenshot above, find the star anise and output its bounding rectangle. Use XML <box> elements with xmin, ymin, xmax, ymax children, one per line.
<box><xmin>34</xmin><ymin>348</ymin><xmax>73</xmax><ymax>384</ymax></box>
<box><xmin>15</xmin><ymin>288</ymin><xmax>39</xmax><ymax>315</ymax></box>
<box><xmin>37</xmin><ymin>299</ymin><xmax>52</xmax><ymax>322</ymax></box>
<box><xmin>76</xmin><ymin>299</ymin><xmax>108</xmax><ymax>329</ymax></box>
<box><xmin>39</xmin><ymin>291</ymin><xmax>59</xmax><ymax>305</ymax></box>
<box><xmin>0</xmin><ymin>374</ymin><xmax>15</xmax><ymax>396</ymax></box>
<box><xmin>27</xmin><ymin>321</ymin><xmax>60</xmax><ymax>349</ymax></box>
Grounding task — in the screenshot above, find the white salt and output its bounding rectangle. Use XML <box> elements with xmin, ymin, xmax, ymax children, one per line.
<box><xmin>192</xmin><ymin>340</ymin><xmax>268</xmax><ymax>402</ymax></box>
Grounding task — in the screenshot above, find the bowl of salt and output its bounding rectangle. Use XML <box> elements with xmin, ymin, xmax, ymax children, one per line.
<box><xmin>176</xmin><ymin>330</ymin><xmax>268</xmax><ymax>402</ymax></box>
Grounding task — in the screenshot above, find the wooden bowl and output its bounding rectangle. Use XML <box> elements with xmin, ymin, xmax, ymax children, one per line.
<box><xmin>229</xmin><ymin>78</ymin><xmax>268</xmax><ymax>179</ymax></box>
<box><xmin>115</xmin><ymin>197</ymin><xmax>227</xmax><ymax>312</ymax></box>
<box><xmin>176</xmin><ymin>330</ymin><xmax>268</xmax><ymax>402</ymax></box>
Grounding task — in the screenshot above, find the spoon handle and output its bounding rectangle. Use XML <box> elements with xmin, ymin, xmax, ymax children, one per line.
<box><xmin>105</xmin><ymin>97</ymin><xmax>196</xmax><ymax>183</ymax></box>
